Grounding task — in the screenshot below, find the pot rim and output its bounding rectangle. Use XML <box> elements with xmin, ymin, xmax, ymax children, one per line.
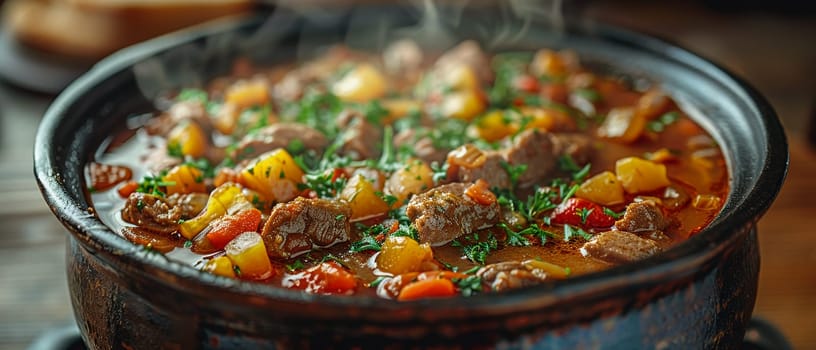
<box><xmin>34</xmin><ymin>12</ymin><xmax>788</xmax><ymax>316</ymax></box>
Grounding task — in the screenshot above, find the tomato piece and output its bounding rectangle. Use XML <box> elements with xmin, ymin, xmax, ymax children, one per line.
<box><xmin>397</xmin><ymin>278</ymin><xmax>456</xmax><ymax>301</ymax></box>
<box><xmin>206</xmin><ymin>208</ymin><xmax>263</xmax><ymax>250</ymax></box>
<box><xmin>283</xmin><ymin>261</ymin><xmax>358</xmax><ymax>295</ymax></box>
<box><xmin>88</xmin><ymin>162</ymin><xmax>133</xmax><ymax>192</ymax></box>
<box><xmin>551</xmin><ymin>197</ymin><xmax>615</xmax><ymax>228</ymax></box>
<box><xmin>513</xmin><ymin>74</ymin><xmax>540</xmax><ymax>93</ymax></box>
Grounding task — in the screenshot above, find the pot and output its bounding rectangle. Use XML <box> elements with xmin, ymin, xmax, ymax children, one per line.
<box><xmin>34</xmin><ymin>5</ymin><xmax>787</xmax><ymax>349</ymax></box>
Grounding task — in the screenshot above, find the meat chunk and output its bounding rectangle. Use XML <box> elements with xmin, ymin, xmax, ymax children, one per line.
<box><xmin>405</xmin><ymin>182</ymin><xmax>500</xmax><ymax>245</ymax></box>
<box><xmin>145</xmin><ymin>101</ymin><xmax>212</xmax><ymax>136</ymax></box>
<box><xmin>394</xmin><ymin>129</ymin><xmax>448</xmax><ymax>165</ymax></box>
<box><xmin>453</xmin><ymin>151</ymin><xmax>510</xmax><ymax>189</ymax></box>
<box><xmin>336</xmin><ymin>110</ymin><xmax>382</xmax><ymax>160</ymax></box>
<box><xmin>434</xmin><ymin>40</ymin><xmax>493</xmax><ymax>82</ymax></box>
<box><xmin>615</xmin><ymin>200</ymin><xmax>669</xmax><ymax>233</ymax></box>
<box><xmin>580</xmin><ymin>230</ymin><xmax>661</xmax><ymax>264</ymax></box>
<box><xmin>449</xmin><ymin>129</ymin><xmax>586</xmax><ymax>189</ymax></box>
<box><xmin>261</xmin><ymin>197</ymin><xmax>351</xmax><ymax>259</ymax></box>
<box><xmin>165</xmin><ymin>193</ymin><xmax>208</xmax><ymax>219</ymax></box>
<box><xmin>503</xmin><ymin>129</ymin><xmax>558</xmax><ymax>187</ymax></box>
<box><xmin>476</xmin><ymin>261</ymin><xmax>548</xmax><ymax>292</ymax></box>
<box><xmin>231</xmin><ymin>123</ymin><xmax>328</xmax><ymax>161</ymax></box>
<box><xmin>550</xmin><ymin>133</ymin><xmax>593</xmax><ymax>165</ymax></box>
<box><xmin>121</xmin><ymin>193</ymin><xmax>181</xmax><ymax>234</ymax></box>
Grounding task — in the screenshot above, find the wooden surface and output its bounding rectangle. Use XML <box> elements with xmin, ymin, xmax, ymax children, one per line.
<box><xmin>0</xmin><ymin>2</ymin><xmax>814</xmax><ymax>349</ymax></box>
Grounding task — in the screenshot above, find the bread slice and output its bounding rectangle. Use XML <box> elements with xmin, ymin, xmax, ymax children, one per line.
<box><xmin>2</xmin><ymin>0</ymin><xmax>253</xmax><ymax>61</ymax></box>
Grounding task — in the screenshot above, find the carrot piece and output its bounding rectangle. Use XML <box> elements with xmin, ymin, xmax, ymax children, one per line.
<box><xmin>465</xmin><ymin>179</ymin><xmax>496</xmax><ymax>205</ymax></box>
<box><xmin>397</xmin><ymin>278</ymin><xmax>457</xmax><ymax>301</ymax></box>
<box><xmin>206</xmin><ymin>208</ymin><xmax>263</xmax><ymax>250</ymax></box>
<box><xmin>117</xmin><ymin>181</ymin><xmax>139</xmax><ymax>198</ymax></box>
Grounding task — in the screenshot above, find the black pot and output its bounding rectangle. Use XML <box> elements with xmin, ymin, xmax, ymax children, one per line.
<box><xmin>34</xmin><ymin>6</ymin><xmax>787</xmax><ymax>349</ymax></box>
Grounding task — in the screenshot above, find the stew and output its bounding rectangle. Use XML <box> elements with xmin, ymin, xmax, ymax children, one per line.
<box><xmin>88</xmin><ymin>41</ymin><xmax>727</xmax><ymax>300</ymax></box>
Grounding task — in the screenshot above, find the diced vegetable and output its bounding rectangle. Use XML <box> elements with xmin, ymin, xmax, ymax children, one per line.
<box><xmin>464</xmin><ymin>179</ymin><xmax>496</xmax><ymax>206</ymax></box>
<box><xmin>206</xmin><ymin>208</ymin><xmax>263</xmax><ymax>250</ymax></box>
<box><xmin>167</xmin><ymin>121</ymin><xmax>207</xmax><ymax>158</ymax></box>
<box><xmin>440</xmin><ymin>90</ymin><xmax>486</xmax><ymax>121</ymax></box>
<box><xmin>225</xmin><ymin>79</ymin><xmax>270</xmax><ymax>109</ymax></box>
<box><xmin>117</xmin><ymin>181</ymin><xmax>139</xmax><ymax>198</ymax></box>
<box><xmin>447</xmin><ymin>144</ymin><xmax>487</xmax><ymax>168</ymax></box>
<box><xmin>520</xmin><ymin>107</ymin><xmax>573</xmax><ymax>132</ymax></box>
<box><xmin>179</xmin><ymin>183</ymin><xmax>244</xmax><ymax>239</ymax></box>
<box><xmin>283</xmin><ymin>261</ymin><xmax>357</xmax><ymax>295</ymax></box>
<box><xmin>471</xmin><ymin>110</ymin><xmax>516</xmax><ymax>142</ymax></box>
<box><xmin>240</xmin><ymin>149</ymin><xmax>304</xmax><ymax>203</ymax></box>
<box><xmin>692</xmin><ymin>194</ymin><xmax>722</xmax><ymax>211</ymax></box>
<box><xmin>635</xmin><ymin>90</ymin><xmax>673</xmax><ymax>121</ymax></box>
<box><xmin>522</xmin><ymin>259</ymin><xmax>570</xmax><ymax>279</ymax></box>
<box><xmin>162</xmin><ymin>164</ymin><xmax>207</xmax><ymax>195</ymax></box>
<box><xmin>376</xmin><ymin>236</ymin><xmax>433</xmax><ymax>275</ymax></box>
<box><xmin>204</xmin><ymin>256</ymin><xmax>236</xmax><ymax>278</ymax></box>
<box><xmin>576</xmin><ymin>171</ymin><xmax>625</xmax><ymax>206</ymax></box>
<box><xmin>443</xmin><ymin>65</ymin><xmax>480</xmax><ymax>91</ymax></box>
<box><xmin>530</xmin><ymin>49</ymin><xmax>575</xmax><ymax>77</ymax></box>
<box><xmin>597</xmin><ymin>107</ymin><xmax>646</xmax><ymax>143</ymax></box>
<box><xmin>615</xmin><ymin>157</ymin><xmax>671</xmax><ymax>194</ymax></box>
<box><xmin>551</xmin><ymin>197</ymin><xmax>615</xmax><ymax>228</ymax></box>
<box><xmin>385</xmin><ymin>159</ymin><xmax>434</xmax><ymax>206</ymax></box>
<box><xmin>398</xmin><ymin>278</ymin><xmax>456</xmax><ymax>301</ymax></box>
<box><xmin>340</xmin><ymin>171</ymin><xmax>390</xmax><ymax>220</ymax></box>
<box><xmin>225</xmin><ymin>232</ymin><xmax>273</xmax><ymax>280</ymax></box>
<box><xmin>332</xmin><ymin>63</ymin><xmax>387</xmax><ymax>102</ymax></box>
<box><xmin>381</xmin><ymin>99</ymin><xmax>420</xmax><ymax>122</ymax></box>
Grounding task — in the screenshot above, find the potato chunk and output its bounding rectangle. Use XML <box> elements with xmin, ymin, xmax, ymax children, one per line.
<box><xmin>615</xmin><ymin>157</ymin><xmax>670</xmax><ymax>194</ymax></box>
<box><xmin>576</xmin><ymin>171</ymin><xmax>625</xmax><ymax>205</ymax></box>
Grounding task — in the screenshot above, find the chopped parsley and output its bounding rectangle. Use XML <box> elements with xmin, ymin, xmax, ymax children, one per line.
<box><xmin>573</xmin><ymin>88</ymin><xmax>602</xmax><ymax>102</ymax></box>
<box><xmin>285</xmin><ymin>259</ymin><xmax>306</xmax><ymax>272</ymax></box>
<box><xmin>135</xmin><ymin>173</ymin><xmax>175</xmax><ymax>197</ymax></box>
<box><xmin>578</xmin><ymin>207</ymin><xmax>594</xmax><ymax>225</ymax></box>
<box><xmin>647</xmin><ymin>111</ymin><xmax>680</xmax><ymax>133</ymax></box>
<box><xmin>349</xmin><ymin>235</ymin><xmax>382</xmax><ymax>253</ymax></box>
<box><xmin>603</xmin><ymin>207</ymin><xmax>625</xmax><ymax>219</ymax></box>
<box><xmin>167</xmin><ymin>142</ymin><xmax>184</xmax><ymax>158</ymax></box>
<box><xmin>563</xmin><ymin>224</ymin><xmax>593</xmax><ymax>242</ymax></box>
<box><xmin>368</xmin><ymin>276</ymin><xmax>387</xmax><ymax>288</ymax></box>
<box><xmin>452</xmin><ymin>275</ymin><xmax>483</xmax><ymax>297</ymax></box>
<box><xmin>458</xmin><ymin>233</ymin><xmax>499</xmax><ymax>265</ymax></box>
<box><xmin>233</xmin><ymin>265</ymin><xmax>242</xmax><ymax>277</ymax></box>
<box><xmin>500</xmin><ymin>161</ymin><xmax>527</xmax><ymax>189</ymax></box>
<box><xmin>176</xmin><ymin>88</ymin><xmax>208</xmax><ymax>104</ymax></box>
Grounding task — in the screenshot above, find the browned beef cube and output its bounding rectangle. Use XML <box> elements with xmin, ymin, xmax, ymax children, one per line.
<box><xmin>405</xmin><ymin>182</ymin><xmax>500</xmax><ymax>245</ymax></box>
<box><xmin>261</xmin><ymin>197</ymin><xmax>351</xmax><ymax>259</ymax></box>
<box><xmin>615</xmin><ymin>200</ymin><xmax>669</xmax><ymax>233</ymax></box>
<box><xmin>580</xmin><ymin>230</ymin><xmax>661</xmax><ymax>264</ymax></box>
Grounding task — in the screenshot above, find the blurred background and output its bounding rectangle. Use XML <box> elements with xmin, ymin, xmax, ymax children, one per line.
<box><xmin>0</xmin><ymin>0</ymin><xmax>813</xmax><ymax>349</ymax></box>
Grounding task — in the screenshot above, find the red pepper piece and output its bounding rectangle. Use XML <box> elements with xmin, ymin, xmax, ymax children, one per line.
<box><xmin>551</xmin><ymin>197</ymin><xmax>615</xmax><ymax>228</ymax></box>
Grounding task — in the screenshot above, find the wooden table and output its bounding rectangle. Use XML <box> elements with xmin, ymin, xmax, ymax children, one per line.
<box><xmin>0</xmin><ymin>2</ymin><xmax>814</xmax><ymax>349</ymax></box>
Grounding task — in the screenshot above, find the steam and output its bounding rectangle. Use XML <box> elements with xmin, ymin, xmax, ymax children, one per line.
<box><xmin>132</xmin><ymin>0</ymin><xmax>569</xmax><ymax>103</ymax></box>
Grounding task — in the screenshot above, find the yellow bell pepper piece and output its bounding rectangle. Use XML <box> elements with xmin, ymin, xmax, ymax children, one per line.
<box><xmin>179</xmin><ymin>183</ymin><xmax>243</xmax><ymax>239</ymax></box>
<box><xmin>340</xmin><ymin>172</ymin><xmax>390</xmax><ymax>221</ymax></box>
<box><xmin>225</xmin><ymin>80</ymin><xmax>270</xmax><ymax>109</ymax></box>
<box><xmin>440</xmin><ymin>90</ymin><xmax>486</xmax><ymax>121</ymax></box>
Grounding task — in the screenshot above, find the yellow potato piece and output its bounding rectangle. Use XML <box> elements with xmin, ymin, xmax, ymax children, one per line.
<box><xmin>225</xmin><ymin>80</ymin><xmax>270</xmax><ymax>109</ymax></box>
<box><xmin>615</xmin><ymin>157</ymin><xmax>671</xmax><ymax>194</ymax></box>
<box><xmin>576</xmin><ymin>171</ymin><xmax>625</xmax><ymax>206</ymax></box>
<box><xmin>440</xmin><ymin>90</ymin><xmax>486</xmax><ymax>121</ymax></box>
<box><xmin>204</xmin><ymin>256</ymin><xmax>236</xmax><ymax>278</ymax></box>
<box><xmin>240</xmin><ymin>149</ymin><xmax>304</xmax><ymax>203</ymax></box>
<box><xmin>376</xmin><ymin>236</ymin><xmax>433</xmax><ymax>275</ymax></box>
<box><xmin>167</xmin><ymin>121</ymin><xmax>207</xmax><ymax>158</ymax></box>
<box><xmin>225</xmin><ymin>232</ymin><xmax>273</xmax><ymax>280</ymax></box>
<box><xmin>163</xmin><ymin>164</ymin><xmax>206</xmax><ymax>195</ymax></box>
<box><xmin>332</xmin><ymin>63</ymin><xmax>387</xmax><ymax>102</ymax></box>
<box><xmin>341</xmin><ymin>173</ymin><xmax>390</xmax><ymax>221</ymax></box>
<box><xmin>386</xmin><ymin>159</ymin><xmax>434</xmax><ymax>207</ymax></box>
